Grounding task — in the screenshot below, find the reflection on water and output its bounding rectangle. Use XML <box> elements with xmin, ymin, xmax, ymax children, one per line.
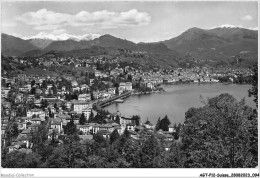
<box><xmin>104</xmin><ymin>84</ymin><xmax>255</xmax><ymax>124</ymax></box>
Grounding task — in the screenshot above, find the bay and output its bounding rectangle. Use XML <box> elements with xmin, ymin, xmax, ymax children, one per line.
<box><xmin>104</xmin><ymin>84</ymin><xmax>255</xmax><ymax>124</ymax></box>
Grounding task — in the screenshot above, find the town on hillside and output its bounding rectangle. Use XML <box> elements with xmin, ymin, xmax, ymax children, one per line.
<box><xmin>1</xmin><ymin>51</ymin><xmax>255</xmax><ymax>155</ymax></box>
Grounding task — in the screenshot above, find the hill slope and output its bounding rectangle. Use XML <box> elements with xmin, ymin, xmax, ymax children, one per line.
<box><xmin>1</xmin><ymin>33</ymin><xmax>39</xmax><ymax>56</ymax></box>
<box><xmin>29</xmin><ymin>39</ymin><xmax>53</xmax><ymax>49</ymax></box>
<box><xmin>162</xmin><ymin>27</ymin><xmax>258</xmax><ymax>59</ymax></box>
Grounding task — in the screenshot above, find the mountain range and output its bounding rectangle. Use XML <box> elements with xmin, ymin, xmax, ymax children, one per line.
<box><xmin>163</xmin><ymin>26</ymin><xmax>258</xmax><ymax>59</ymax></box>
<box><xmin>1</xmin><ymin>26</ymin><xmax>258</xmax><ymax>60</ymax></box>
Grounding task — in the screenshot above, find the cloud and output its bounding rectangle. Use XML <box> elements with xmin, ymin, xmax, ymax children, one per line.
<box><xmin>34</xmin><ymin>24</ymin><xmax>63</xmax><ymax>31</ymax></box>
<box><xmin>51</xmin><ymin>29</ymin><xmax>67</xmax><ymax>35</ymax></box>
<box><xmin>2</xmin><ymin>22</ymin><xmax>17</xmax><ymax>27</ymax></box>
<box><xmin>241</xmin><ymin>15</ymin><xmax>253</xmax><ymax>21</ymax></box>
<box><xmin>16</xmin><ymin>8</ymin><xmax>151</xmax><ymax>30</ymax></box>
<box><xmin>16</xmin><ymin>9</ymin><xmax>69</xmax><ymax>27</ymax></box>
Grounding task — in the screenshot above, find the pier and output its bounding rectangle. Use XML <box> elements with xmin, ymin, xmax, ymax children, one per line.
<box><xmin>95</xmin><ymin>91</ymin><xmax>132</xmax><ymax>111</ymax></box>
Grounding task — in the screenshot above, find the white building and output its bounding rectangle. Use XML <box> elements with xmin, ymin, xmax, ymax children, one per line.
<box><xmin>49</xmin><ymin>118</ymin><xmax>63</xmax><ymax>133</ymax></box>
<box><xmin>147</xmin><ymin>82</ymin><xmax>154</xmax><ymax>89</ymax></box>
<box><xmin>47</xmin><ymin>84</ymin><xmax>52</xmax><ymax>90</ymax></box>
<box><xmin>27</xmin><ymin>109</ymin><xmax>45</xmax><ymax>118</ymax></box>
<box><xmin>80</xmin><ymin>84</ymin><xmax>89</xmax><ymax>91</ymax></box>
<box><xmin>78</xmin><ymin>93</ymin><xmax>91</xmax><ymax>101</ymax></box>
<box><xmin>95</xmin><ymin>70</ymin><xmax>102</xmax><ymax>77</ymax></box>
<box><xmin>108</xmin><ymin>88</ymin><xmax>116</xmax><ymax>95</ymax></box>
<box><xmin>77</xmin><ymin>124</ymin><xmax>91</xmax><ymax>135</ymax></box>
<box><xmin>119</xmin><ymin>82</ymin><xmax>126</xmax><ymax>91</ymax></box>
<box><xmin>71</xmin><ymin>80</ymin><xmax>78</xmax><ymax>87</ymax></box>
<box><xmin>71</xmin><ymin>100</ymin><xmax>89</xmax><ymax>114</ymax></box>
<box><xmin>125</xmin><ymin>82</ymin><xmax>132</xmax><ymax>91</ymax></box>
<box><xmin>1</xmin><ymin>87</ymin><xmax>10</xmax><ymax>98</ymax></box>
<box><xmin>82</xmin><ymin>108</ymin><xmax>92</xmax><ymax>121</ymax></box>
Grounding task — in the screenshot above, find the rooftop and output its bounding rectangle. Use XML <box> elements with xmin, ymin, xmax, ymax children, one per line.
<box><xmin>50</xmin><ymin>118</ymin><xmax>62</xmax><ymax>125</ymax></box>
<box><xmin>21</xmin><ymin>129</ymin><xmax>31</xmax><ymax>134</ymax></box>
<box><xmin>28</xmin><ymin>108</ymin><xmax>44</xmax><ymax>112</ymax></box>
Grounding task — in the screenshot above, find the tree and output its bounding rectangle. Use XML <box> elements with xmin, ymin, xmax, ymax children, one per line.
<box><xmin>144</xmin><ymin>118</ymin><xmax>151</xmax><ymax>125</ymax></box>
<box><xmin>54</xmin><ymin>103</ymin><xmax>58</xmax><ymax>110</ymax></box>
<box><xmin>127</xmin><ymin>74</ymin><xmax>133</xmax><ymax>82</ymax></box>
<box><xmin>132</xmin><ymin>115</ymin><xmax>140</xmax><ymax>126</ymax></box>
<box><xmin>31</xmin><ymin>80</ymin><xmax>36</xmax><ymax>87</ymax></box>
<box><xmin>90</xmin><ymin>91</ymin><xmax>95</xmax><ymax>100</ymax></box>
<box><xmin>248</xmin><ymin>64</ymin><xmax>258</xmax><ymax>108</ymax></box>
<box><xmin>46</xmin><ymin>134</ymin><xmax>83</xmax><ymax>168</ymax></box>
<box><xmin>110</xmin><ymin>129</ymin><xmax>120</xmax><ymax>144</ymax></box>
<box><xmin>155</xmin><ymin>117</ymin><xmax>161</xmax><ymax>131</ymax></box>
<box><xmin>160</xmin><ymin>115</ymin><xmax>171</xmax><ymax>131</ymax></box>
<box><xmin>164</xmin><ymin>142</ymin><xmax>184</xmax><ymax>168</ymax></box>
<box><xmin>48</xmin><ymin>108</ymin><xmax>53</xmax><ymax>118</ymax></box>
<box><xmin>182</xmin><ymin>93</ymin><xmax>257</xmax><ymax>168</ymax></box>
<box><xmin>7</xmin><ymin>89</ymin><xmax>17</xmax><ymax>105</ymax></box>
<box><xmin>79</xmin><ymin>113</ymin><xmax>86</xmax><ymax>125</ymax></box>
<box><xmin>26</xmin><ymin>121</ymin><xmax>32</xmax><ymax>128</ymax></box>
<box><xmin>41</xmin><ymin>99</ymin><xmax>49</xmax><ymax>109</ymax></box>
<box><xmin>122</xmin><ymin>128</ymin><xmax>130</xmax><ymax>138</ymax></box>
<box><xmin>173</xmin><ymin>123</ymin><xmax>182</xmax><ymax>140</ymax></box>
<box><xmin>114</xmin><ymin>133</ymin><xmax>140</xmax><ymax>167</ymax></box>
<box><xmin>2</xmin><ymin>151</ymin><xmax>41</xmax><ymax>168</ymax></box>
<box><xmin>87</xmin><ymin>111</ymin><xmax>93</xmax><ymax>123</ymax></box>
<box><xmin>5</xmin><ymin>121</ymin><xmax>19</xmax><ymax>145</ymax></box>
<box><xmin>115</xmin><ymin>115</ymin><xmax>120</xmax><ymax>125</ymax></box>
<box><xmin>52</xmin><ymin>84</ymin><xmax>57</xmax><ymax>95</ymax></box>
<box><xmin>30</xmin><ymin>121</ymin><xmax>49</xmax><ymax>154</ymax></box>
<box><xmin>30</xmin><ymin>87</ymin><xmax>36</xmax><ymax>94</ymax></box>
<box><xmin>115</xmin><ymin>87</ymin><xmax>119</xmax><ymax>96</ymax></box>
<box><xmin>138</xmin><ymin>134</ymin><xmax>162</xmax><ymax>167</ymax></box>
<box><xmin>41</xmin><ymin>80</ymin><xmax>47</xmax><ymax>89</ymax></box>
<box><xmin>27</xmin><ymin>100</ymin><xmax>36</xmax><ymax>109</ymax></box>
<box><xmin>34</xmin><ymin>143</ymin><xmax>54</xmax><ymax>164</ymax></box>
<box><xmin>61</xmin><ymin>102</ymin><xmax>67</xmax><ymax>111</ymax></box>
<box><xmin>93</xmin><ymin>132</ymin><xmax>108</xmax><ymax>150</ymax></box>
<box><xmin>64</xmin><ymin>119</ymin><xmax>77</xmax><ymax>135</ymax></box>
<box><xmin>93</xmin><ymin>113</ymin><xmax>106</xmax><ymax>124</ymax></box>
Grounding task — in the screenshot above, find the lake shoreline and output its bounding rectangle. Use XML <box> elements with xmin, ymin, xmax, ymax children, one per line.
<box><xmin>104</xmin><ymin>84</ymin><xmax>254</xmax><ymax>124</ymax></box>
<box><xmin>131</xmin><ymin>82</ymin><xmax>251</xmax><ymax>96</ymax></box>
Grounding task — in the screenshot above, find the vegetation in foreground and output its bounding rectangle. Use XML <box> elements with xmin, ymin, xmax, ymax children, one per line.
<box><xmin>1</xmin><ymin>92</ymin><xmax>257</xmax><ymax>168</ymax></box>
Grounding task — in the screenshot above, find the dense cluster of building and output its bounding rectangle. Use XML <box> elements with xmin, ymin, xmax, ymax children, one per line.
<box><xmin>1</xmin><ymin>54</ymin><xmax>253</xmax><ymax>153</ymax></box>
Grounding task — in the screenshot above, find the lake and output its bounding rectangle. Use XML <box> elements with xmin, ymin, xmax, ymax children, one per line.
<box><xmin>104</xmin><ymin>84</ymin><xmax>255</xmax><ymax>124</ymax></box>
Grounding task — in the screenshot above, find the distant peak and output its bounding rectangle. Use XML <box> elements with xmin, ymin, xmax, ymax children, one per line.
<box><xmin>99</xmin><ymin>34</ymin><xmax>116</xmax><ymax>38</ymax></box>
<box><xmin>216</xmin><ymin>24</ymin><xmax>239</xmax><ymax>29</ymax></box>
<box><xmin>184</xmin><ymin>27</ymin><xmax>205</xmax><ymax>33</ymax></box>
<box><xmin>182</xmin><ymin>27</ymin><xmax>204</xmax><ymax>35</ymax></box>
<box><xmin>22</xmin><ymin>33</ymin><xmax>101</xmax><ymax>41</ymax></box>
<box><xmin>189</xmin><ymin>27</ymin><xmax>202</xmax><ymax>30</ymax></box>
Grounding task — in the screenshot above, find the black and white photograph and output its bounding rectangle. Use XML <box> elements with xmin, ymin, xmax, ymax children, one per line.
<box><xmin>1</xmin><ymin>0</ymin><xmax>259</xmax><ymax>177</ymax></box>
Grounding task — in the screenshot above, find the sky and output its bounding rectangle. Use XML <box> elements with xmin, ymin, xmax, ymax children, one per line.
<box><xmin>1</xmin><ymin>1</ymin><xmax>258</xmax><ymax>43</ymax></box>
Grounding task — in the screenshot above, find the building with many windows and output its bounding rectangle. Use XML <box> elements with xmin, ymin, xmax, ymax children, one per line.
<box><xmin>27</xmin><ymin>108</ymin><xmax>45</xmax><ymax>118</ymax></box>
<box><xmin>125</xmin><ymin>82</ymin><xmax>132</xmax><ymax>91</ymax></box>
<box><xmin>78</xmin><ymin>93</ymin><xmax>91</xmax><ymax>101</ymax></box>
<box><xmin>71</xmin><ymin>100</ymin><xmax>90</xmax><ymax>114</ymax></box>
